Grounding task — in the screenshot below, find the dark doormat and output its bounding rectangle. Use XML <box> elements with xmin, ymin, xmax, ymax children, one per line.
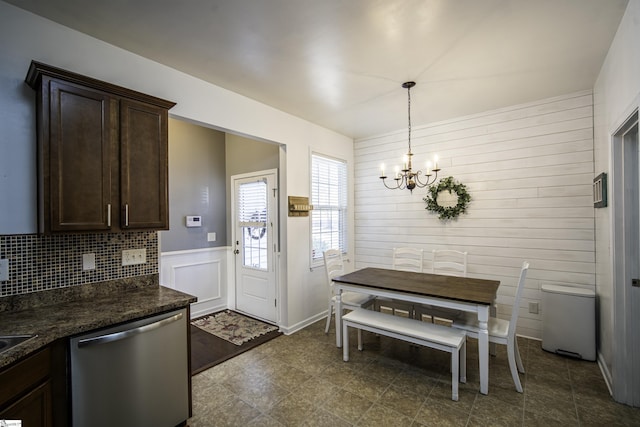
<box><xmin>190</xmin><ymin>312</ymin><xmax>282</xmax><ymax>376</ymax></box>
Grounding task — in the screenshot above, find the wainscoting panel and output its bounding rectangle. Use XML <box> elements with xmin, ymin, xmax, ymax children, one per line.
<box><xmin>160</xmin><ymin>247</ymin><xmax>230</xmax><ymax>318</ymax></box>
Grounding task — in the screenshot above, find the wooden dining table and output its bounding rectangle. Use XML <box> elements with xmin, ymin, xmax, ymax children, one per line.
<box><xmin>332</xmin><ymin>267</ymin><xmax>500</xmax><ymax>395</ymax></box>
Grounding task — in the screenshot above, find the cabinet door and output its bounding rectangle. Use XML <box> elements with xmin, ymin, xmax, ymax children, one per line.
<box><xmin>120</xmin><ymin>99</ymin><xmax>169</xmax><ymax>229</ymax></box>
<box><xmin>0</xmin><ymin>381</ymin><xmax>52</xmax><ymax>427</ymax></box>
<box><xmin>48</xmin><ymin>80</ymin><xmax>116</xmax><ymax>232</ymax></box>
<box><xmin>0</xmin><ymin>347</ymin><xmax>53</xmax><ymax>427</ymax></box>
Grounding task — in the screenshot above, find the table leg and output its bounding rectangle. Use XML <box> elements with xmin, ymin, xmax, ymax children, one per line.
<box><xmin>335</xmin><ymin>289</ymin><xmax>343</xmax><ymax>348</ymax></box>
<box><xmin>478</xmin><ymin>305</ymin><xmax>490</xmax><ymax>394</ymax></box>
<box><xmin>490</xmin><ymin>301</ymin><xmax>497</xmax><ymax>356</ymax></box>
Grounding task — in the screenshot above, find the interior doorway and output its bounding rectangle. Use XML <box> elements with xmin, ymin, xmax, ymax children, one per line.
<box><xmin>612</xmin><ymin>110</ymin><xmax>639</xmax><ymax>407</ymax></box>
<box><xmin>231</xmin><ymin>169</ymin><xmax>278</xmax><ymax>323</ymax></box>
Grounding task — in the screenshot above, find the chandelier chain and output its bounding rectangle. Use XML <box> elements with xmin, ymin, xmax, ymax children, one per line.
<box><xmin>407</xmin><ymin>84</ymin><xmax>412</xmax><ymax>153</ymax></box>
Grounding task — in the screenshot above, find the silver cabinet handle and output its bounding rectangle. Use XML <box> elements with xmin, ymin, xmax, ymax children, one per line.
<box><xmin>125</xmin><ymin>204</ymin><xmax>129</xmax><ymax>227</ymax></box>
<box><xmin>107</xmin><ymin>204</ymin><xmax>111</xmax><ymax>227</ymax></box>
<box><xmin>77</xmin><ymin>312</ymin><xmax>183</xmax><ymax>348</ymax></box>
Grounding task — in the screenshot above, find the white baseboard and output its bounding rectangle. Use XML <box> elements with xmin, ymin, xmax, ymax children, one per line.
<box><xmin>279</xmin><ymin>311</ymin><xmax>328</xmax><ymax>335</ymax></box>
<box><xmin>597</xmin><ymin>352</ymin><xmax>614</xmax><ymax>396</ymax></box>
<box><xmin>190</xmin><ymin>303</ymin><xmax>228</xmax><ymax>320</ymax></box>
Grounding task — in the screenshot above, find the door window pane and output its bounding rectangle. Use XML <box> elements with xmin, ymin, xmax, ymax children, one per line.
<box><xmin>238</xmin><ymin>180</ymin><xmax>268</xmax><ymax>270</ymax></box>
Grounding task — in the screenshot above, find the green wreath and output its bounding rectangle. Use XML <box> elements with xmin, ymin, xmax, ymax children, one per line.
<box><xmin>423</xmin><ymin>176</ymin><xmax>471</xmax><ymax>220</ymax></box>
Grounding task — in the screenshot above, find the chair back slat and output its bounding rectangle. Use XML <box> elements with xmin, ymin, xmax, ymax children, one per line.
<box><xmin>392</xmin><ymin>247</ymin><xmax>424</xmax><ymax>272</ymax></box>
<box><xmin>432</xmin><ymin>249</ymin><xmax>467</xmax><ymax>277</ymax></box>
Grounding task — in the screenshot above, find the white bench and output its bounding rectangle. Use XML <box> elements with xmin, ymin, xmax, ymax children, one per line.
<box><xmin>342</xmin><ymin>308</ymin><xmax>467</xmax><ymax>401</ymax></box>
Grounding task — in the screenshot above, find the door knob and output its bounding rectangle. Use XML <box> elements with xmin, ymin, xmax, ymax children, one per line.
<box><xmin>233</xmin><ymin>249</ymin><xmax>240</xmax><ymax>255</ymax></box>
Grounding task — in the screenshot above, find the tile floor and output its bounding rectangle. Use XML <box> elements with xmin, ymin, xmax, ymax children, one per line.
<box><xmin>189</xmin><ymin>319</ymin><xmax>640</xmax><ymax>426</ymax></box>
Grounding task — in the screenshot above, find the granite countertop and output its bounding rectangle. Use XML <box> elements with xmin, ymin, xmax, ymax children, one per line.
<box><xmin>0</xmin><ymin>274</ymin><xmax>197</xmax><ymax>370</ymax></box>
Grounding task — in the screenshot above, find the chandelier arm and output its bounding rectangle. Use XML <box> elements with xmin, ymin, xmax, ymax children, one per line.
<box><xmin>412</xmin><ymin>171</ymin><xmax>429</xmax><ymax>188</ymax></box>
<box><xmin>380</xmin><ymin>176</ymin><xmax>405</xmax><ymax>190</ymax></box>
<box><xmin>413</xmin><ymin>170</ymin><xmax>438</xmax><ymax>188</ymax></box>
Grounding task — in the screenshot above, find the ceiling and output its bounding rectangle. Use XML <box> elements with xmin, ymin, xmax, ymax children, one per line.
<box><xmin>6</xmin><ymin>0</ymin><xmax>628</xmax><ymax>139</ymax></box>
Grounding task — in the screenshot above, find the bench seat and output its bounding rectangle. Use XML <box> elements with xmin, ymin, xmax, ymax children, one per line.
<box><xmin>342</xmin><ymin>308</ymin><xmax>467</xmax><ymax>401</ymax></box>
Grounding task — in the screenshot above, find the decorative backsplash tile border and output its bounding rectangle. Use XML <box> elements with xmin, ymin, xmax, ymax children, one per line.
<box><xmin>0</xmin><ymin>232</ymin><xmax>158</xmax><ymax>297</ymax></box>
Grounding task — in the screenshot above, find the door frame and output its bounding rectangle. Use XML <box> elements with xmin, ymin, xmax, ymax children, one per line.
<box><xmin>611</xmin><ymin>106</ymin><xmax>639</xmax><ymax>406</ymax></box>
<box><xmin>230</xmin><ymin>168</ymin><xmax>279</xmax><ymax>323</ymax></box>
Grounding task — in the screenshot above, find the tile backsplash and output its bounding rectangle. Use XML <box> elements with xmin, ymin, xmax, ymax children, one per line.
<box><xmin>0</xmin><ymin>232</ymin><xmax>158</xmax><ymax>297</ymax></box>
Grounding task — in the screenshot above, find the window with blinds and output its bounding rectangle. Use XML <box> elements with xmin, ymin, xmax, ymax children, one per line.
<box><xmin>311</xmin><ymin>153</ymin><xmax>347</xmax><ymax>264</ymax></box>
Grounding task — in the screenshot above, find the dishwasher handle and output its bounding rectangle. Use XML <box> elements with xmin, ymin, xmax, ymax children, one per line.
<box><xmin>77</xmin><ymin>312</ymin><xmax>183</xmax><ymax>348</ymax></box>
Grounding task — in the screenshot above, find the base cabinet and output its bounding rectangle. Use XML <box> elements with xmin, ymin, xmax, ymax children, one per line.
<box><xmin>0</xmin><ymin>348</ymin><xmax>53</xmax><ymax>427</ymax></box>
<box><xmin>1</xmin><ymin>382</ymin><xmax>52</xmax><ymax>427</ymax></box>
<box><xmin>0</xmin><ymin>341</ymin><xmax>68</xmax><ymax>427</ymax></box>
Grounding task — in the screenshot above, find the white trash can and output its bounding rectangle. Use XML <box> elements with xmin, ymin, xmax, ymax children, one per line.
<box><xmin>541</xmin><ymin>284</ymin><xmax>596</xmax><ymax>361</ymax></box>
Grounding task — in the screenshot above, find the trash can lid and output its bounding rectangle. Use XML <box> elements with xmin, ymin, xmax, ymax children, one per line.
<box><xmin>541</xmin><ymin>284</ymin><xmax>595</xmax><ymax>297</ymax></box>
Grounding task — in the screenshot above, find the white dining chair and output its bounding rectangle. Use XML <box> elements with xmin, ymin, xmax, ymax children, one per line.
<box><xmin>323</xmin><ymin>249</ymin><xmax>375</xmax><ymax>334</ymax></box>
<box><xmin>452</xmin><ymin>261</ymin><xmax>530</xmax><ymax>393</ymax></box>
<box><xmin>432</xmin><ymin>249</ymin><xmax>467</xmax><ymax>277</ymax></box>
<box><xmin>415</xmin><ymin>249</ymin><xmax>468</xmax><ymax>323</ymax></box>
<box><xmin>375</xmin><ymin>248</ymin><xmax>424</xmax><ymax>318</ymax></box>
<box><xmin>392</xmin><ymin>247</ymin><xmax>424</xmax><ymax>272</ymax></box>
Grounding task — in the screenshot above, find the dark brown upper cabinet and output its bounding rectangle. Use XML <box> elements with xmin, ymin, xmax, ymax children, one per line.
<box><xmin>26</xmin><ymin>61</ymin><xmax>175</xmax><ymax>233</ymax></box>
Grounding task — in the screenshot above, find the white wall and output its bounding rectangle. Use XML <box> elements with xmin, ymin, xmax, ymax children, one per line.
<box><xmin>593</xmin><ymin>0</ymin><xmax>640</xmax><ymax>387</ymax></box>
<box><xmin>354</xmin><ymin>91</ymin><xmax>596</xmax><ymax>339</ymax></box>
<box><xmin>0</xmin><ymin>1</ymin><xmax>354</xmax><ymax>330</ymax></box>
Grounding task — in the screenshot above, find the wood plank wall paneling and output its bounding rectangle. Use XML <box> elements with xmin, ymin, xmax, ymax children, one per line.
<box><xmin>354</xmin><ymin>91</ymin><xmax>595</xmax><ymax>339</ymax></box>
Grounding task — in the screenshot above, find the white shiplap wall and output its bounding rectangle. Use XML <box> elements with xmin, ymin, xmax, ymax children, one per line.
<box><xmin>354</xmin><ymin>91</ymin><xmax>595</xmax><ymax>339</ymax></box>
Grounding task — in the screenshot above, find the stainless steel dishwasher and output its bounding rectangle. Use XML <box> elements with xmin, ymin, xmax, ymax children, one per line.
<box><xmin>70</xmin><ymin>308</ymin><xmax>190</xmax><ymax>427</ymax></box>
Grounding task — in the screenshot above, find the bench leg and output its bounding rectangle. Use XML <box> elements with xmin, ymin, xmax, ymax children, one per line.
<box><xmin>343</xmin><ymin>321</ymin><xmax>350</xmax><ymax>362</ymax></box>
<box><xmin>460</xmin><ymin>339</ymin><xmax>467</xmax><ymax>384</ymax></box>
<box><xmin>451</xmin><ymin>349</ymin><xmax>459</xmax><ymax>401</ymax></box>
<box><xmin>357</xmin><ymin>328</ymin><xmax>363</xmax><ymax>351</ymax></box>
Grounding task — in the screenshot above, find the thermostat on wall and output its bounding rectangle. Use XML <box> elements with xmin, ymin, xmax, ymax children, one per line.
<box><xmin>186</xmin><ymin>215</ymin><xmax>202</xmax><ymax>227</ymax></box>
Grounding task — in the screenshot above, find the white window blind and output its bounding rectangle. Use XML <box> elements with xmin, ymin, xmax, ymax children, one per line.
<box><xmin>238</xmin><ymin>180</ymin><xmax>267</xmax><ymax>225</ymax></box>
<box><xmin>311</xmin><ymin>153</ymin><xmax>347</xmax><ymax>263</ymax></box>
<box><xmin>237</xmin><ymin>179</ymin><xmax>268</xmax><ymax>270</ymax></box>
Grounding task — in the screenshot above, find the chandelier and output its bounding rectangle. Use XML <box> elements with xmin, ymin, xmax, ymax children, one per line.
<box><xmin>379</xmin><ymin>81</ymin><xmax>440</xmax><ymax>192</ymax></box>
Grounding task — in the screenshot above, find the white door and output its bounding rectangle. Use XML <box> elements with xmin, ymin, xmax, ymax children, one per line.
<box><xmin>232</xmin><ymin>170</ymin><xmax>278</xmax><ymax>323</ymax></box>
<box><xmin>612</xmin><ymin>111</ymin><xmax>639</xmax><ymax>407</ymax></box>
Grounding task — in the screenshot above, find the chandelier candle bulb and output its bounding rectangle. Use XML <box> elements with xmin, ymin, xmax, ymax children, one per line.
<box><xmin>380</xmin><ymin>163</ymin><xmax>385</xmax><ymax>177</ymax></box>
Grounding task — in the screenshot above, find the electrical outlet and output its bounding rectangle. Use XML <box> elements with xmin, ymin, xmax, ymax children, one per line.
<box><xmin>82</xmin><ymin>253</ymin><xmax>96</xmax><ymax>271</ymax></box>
<box><xmin>528</xmin><ymin>302</ymin><xmax>539</xmax><ymax>314</ymax></box>
<box><xmin>0</xmin><ymin>259</ymin><xmax>9</xmax><ymax>281</ymax></box>
<box><xmin>207</xmin><ymin>232</ymin><xmax>216</xmax><ymax>242</ymax></box>
<box><xmin>122</xmin><ymin>249</ymin><xmax>147</xmax><ymax>266</ymax></box>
